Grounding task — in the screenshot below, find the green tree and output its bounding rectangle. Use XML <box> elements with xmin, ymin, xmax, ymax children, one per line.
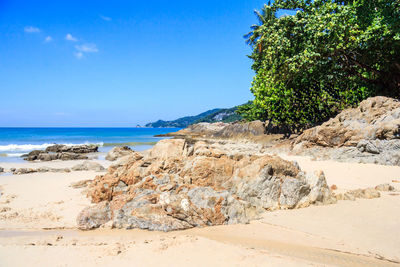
<box><xmin>239</xmin><ymin>0</ymin><xmax>400</xmax><ymax>132</ymax></box>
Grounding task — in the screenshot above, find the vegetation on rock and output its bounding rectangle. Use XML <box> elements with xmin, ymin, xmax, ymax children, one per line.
<box><xmin>238</xmin><ymin>0</ymin><xmax>400</xmax><ymax>132</ymax></box>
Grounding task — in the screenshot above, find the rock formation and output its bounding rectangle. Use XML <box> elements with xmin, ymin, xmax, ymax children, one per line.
<box><xmin>105</xmin><ymin>146</ymin><xmax>135</xmax><ymax>161</ymax></box>
<box><xmin>11</xmin><ymin>167</ymin><xmax>71</xmax><ymax>175</ymax></box>
<box><xmin>45</xmin><ymin>144</ymin><xmax>98</xmax><ymax>154</ymax></box>
<box><xmin>164</xmin><ymin>121</ymin><xmax>266</xmax><ymax>139</ymax></box>
<box><xmin>10</xmin><ymin>161</ymin><xmax>105</xmax><ymax>175</ymax></box>
<box><xmin>292</xmin><ymin>97</ymin><xmax>400</xmax><ymax>165</ymax></box>
<box><xmin>77</xmin><ymin>139</ymin><xmax>336</xmax><ymax>231</ymax></box>
<box><xmin>0</xmin><ymin>167</ymin><xmax>3</xmax><ymax>173</ymax></box>
<box><xmin>22</xmin><ymin>144</ymin><xmax>98</xmax><ymax>161</ymax></box>
<box><xmin>71</xmin><ymin>161</ymin><xmax>106</xmax><ymax>172</ymax></box>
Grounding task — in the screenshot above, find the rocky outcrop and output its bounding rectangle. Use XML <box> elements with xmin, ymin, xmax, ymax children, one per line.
<box><xmin>333</xmin><ymin>184</ymin><xmax>397</xmax><ymax>201</ymax></box>
<box><xmin>77</xmin><ymin>139</ymin><xmax>336</xmax><ymax>231</ymax></box>
<box><xmin>105</xmin><ymin>146</ymin><xmax>135</xmax><ymax>161</ymax></box>
<box><xmin>165</xmin><ymin>121</ymin><xmax>266</xmax><ymax>139</ymax></box>
<box><xmin>11</xmin><ymin>167</ymin><xmax>71</xmax><ymax>175</ymax></box>
<box><xmin>45</xmin><ymin>144</ymin><xmax>98</xmax><ymax>154</ymax></box>
<box><xmin>22</xmin><ymin>151</ymin><xmax>88</xmax><ymax>161</ymax></box>
<box><xmin>10</xmin><ymin>161</ymin><xmax>105</xmax><ymax>175</ymax></box>
<box><xmin>292</xmin><ymin>97</ymin><xmax>400</xmax><ymax>165</ymax></box>
<box><xmin>0</xmin><ymin>167</ymin><xmax>3</xmax><ymax>173</ymax></box>
<box><xmin>22</xmin><ymin>144</ymin><xmax>98</xmax><ymax>161</ymax></box>
<box><xmin>77</xmin><ymin>202</ymin><xmax>111</xmax><ymax>230</ymax></box>
<box><xmin>213</xmin><ymin>120</ymin><xmax>266</xmax><ymax>138</ymax></box>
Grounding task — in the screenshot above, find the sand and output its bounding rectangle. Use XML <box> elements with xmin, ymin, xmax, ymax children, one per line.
<box><xmin>0</xmin><ymin>157</ymin><xmax>399</xmax><ymax>266</ymax></box>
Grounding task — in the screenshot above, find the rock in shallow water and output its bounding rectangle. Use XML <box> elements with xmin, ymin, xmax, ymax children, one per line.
<box><xmin>45</xmin><ymin>144</ymin><xmax>98</xmax><ymax>153</ymax></box>
<box><xmin>77</xmin><ymin>139</ymin><xmax>335</xmax><ymax>231</ymax></box>
<box><xmin>22</xmin><ymin>144</ymin><xmax>98</xmax><ymax>161</ymax></box>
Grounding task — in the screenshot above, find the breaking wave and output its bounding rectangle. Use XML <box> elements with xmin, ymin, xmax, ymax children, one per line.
<box><xmin>0</xmin><ymin>142</ymin><xmax>104</xmax><ymax>153</ymax></box>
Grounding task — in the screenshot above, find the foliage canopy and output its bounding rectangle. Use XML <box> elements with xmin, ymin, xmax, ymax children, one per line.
<box><xmin>238</xmin><ymin>0</ymin><xmax>400</xmax><ymax>132</ymax></box>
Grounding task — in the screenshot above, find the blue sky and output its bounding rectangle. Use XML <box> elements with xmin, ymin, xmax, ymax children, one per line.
<box><xmin>0</xmin><ymin>0</ymin><xmax>277</xmax><ymax>127</ymax></box>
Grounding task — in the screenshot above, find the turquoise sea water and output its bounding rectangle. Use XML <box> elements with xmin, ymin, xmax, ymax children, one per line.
<box><xmin>0</xmin><ymin>127</ymin><xmax>180</xmax><ymax>161</ymax></box>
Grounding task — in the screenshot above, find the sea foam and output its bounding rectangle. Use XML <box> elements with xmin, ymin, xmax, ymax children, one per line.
<box><xmin>0</xmin><ymin>142</ymin><xmax>104</xmax><ymax>153</ymax></box>
<box><xmin>0</xmin><ymin>143</ymin><xmax>53</xmax><ymax>152</ymax></box>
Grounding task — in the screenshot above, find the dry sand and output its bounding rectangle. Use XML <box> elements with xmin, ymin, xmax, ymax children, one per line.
<box><xmin>0</xmin><ymin>157</ymin><xmax>399</xmax><ymax>266</ymax></box>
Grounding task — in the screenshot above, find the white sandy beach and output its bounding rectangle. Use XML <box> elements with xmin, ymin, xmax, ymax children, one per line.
<box><xmin>0</xmin><ymin>156</ymin><xmax>399</xmax><ymax>266</ymax></box>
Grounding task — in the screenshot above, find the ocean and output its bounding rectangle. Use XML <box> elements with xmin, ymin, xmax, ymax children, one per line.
<box><xmin>0</xmin><ymin>127</ymin><xmax>181</xmax><ymax>162</ymax></box>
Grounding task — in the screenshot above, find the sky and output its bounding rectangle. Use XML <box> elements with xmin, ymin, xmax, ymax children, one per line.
<box><xmin>0</xmin><ymin>0</ymin><xmax>282</xmax><ymax>127</ymax></box>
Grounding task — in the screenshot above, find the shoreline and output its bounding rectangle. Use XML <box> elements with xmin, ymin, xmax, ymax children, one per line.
<box><xmin>1</xmin><ymin>145</ymin><xmax>399</xmax><ymax>265</ymax></box>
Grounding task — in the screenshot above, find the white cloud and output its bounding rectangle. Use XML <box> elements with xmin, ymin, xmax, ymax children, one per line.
<box><xmin>65</xmin><ymin>33</ymin><xmax>78</xmax><ymax>42</ymax></box>
<box><xmin>24</xmin><ymin>26</ymin><xmax>40</xmax><ymax>33</ymax></box>
<box><xmin>74</xmin><ymin>51</ymin><xmax>84</xmax><ymax>59</ymax></box>
<box><xmin>75</xmin><ymin>43</ymin><xmax>98</xmax><ymax>53</ymax></box>
<box><xmin>44</xmin><ymin>36</ymin><xmax>53</xmax><ymax>43</ymax></box>
<box><xmin>100</xmin><ymin>15</ymin><xmax>112</xmax><ymax>21</ymax></box>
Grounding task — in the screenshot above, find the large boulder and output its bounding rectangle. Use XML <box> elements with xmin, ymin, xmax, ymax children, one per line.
<box><xmin>294</xmin><ymin>96</ymin><xmax>400</xmax><ymax>147</ymax></box>
<box><xmin>0</xmin><ymin>167</ymin><xmax>3</xmax><ymax>173</ymax></box>
<box><xmin>292</xmin><ymin>96</ymin><xmax>400</xmax><ymax>165</ymax></box>
<box><xmin>77</xmin><ymin>139</ymin><xmax>335</xmax><ymax>231</ymax></box>
<box><xmin>22</xmin><ymin>144</ymin><xmax>97</xmax><ymax>161</ymax></box>
<box><xmin>105</xmin><ymin>146</ymin><xmax>135</xmax><ymax>161</ymax></box>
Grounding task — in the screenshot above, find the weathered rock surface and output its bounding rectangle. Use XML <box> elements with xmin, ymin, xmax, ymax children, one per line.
<box><xmin>0</xmin><ymin>167</ymin><xmax>3</xmax><ymax>173</ymax></box>
<box><xmin>77</xmin><ymin>139</ymin><xmax>336</xmax><ymax>231</ymax></box>
<box><xmin>71</xmin><ymin>161</ymin><xmax>105</xmax><ymax>172</ymax></box>
<box><xmin>22</xmin><ymin>144</ymin><xmax>98</xmax><ymax>161</ymax></box>
<box><xmin>165</xmin><ymin>121</ymin><xmax>266</xmax><ymax>139</ymax></box>
<box><xmin>334</xmin><ymin>188</ymin><xmax>381</xmax><ymax>201</ymax></box>
<box><xmin>292</xmin><ymin>97</ymin><xmax>400</xmax><ymax>165</ymax></box>
<box><xmin>77</xmin><ymin>201</ymin><xmax>111</xmax><ymax>230</ymax></box>
<box><xmin>11</xmin><ymin>167</ymin><xmax>71</xmax><ymax>175</ymax></box>
<box><xmin>10</xmin><ymin>161</ymin><xmax>105</xmax><ymax>175</ymax></box>
<box><xmin>22</xmin><ymin>152</ymin><xmax>88</xmax><ymax>161</ymax></box>
<box><xmin>213</xmin><ymin>120</ymin><xmax>266</xmax><ymax>138</ymax></box>
<box><xmin>45</xmin><ymin>144</ymin><xmax>98</xmax><ymax>154</ymax></box>
<box><xmin>375</xmin><ymin>183</ymin><xmax>396</xmax><ymax>192</ymax></box>
<box><xmin>105</xmin><ymin>146</ymin><xmax>135</xmax><ymax>161</ymax></box>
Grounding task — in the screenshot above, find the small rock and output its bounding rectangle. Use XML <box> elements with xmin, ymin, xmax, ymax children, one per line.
<box><xmin>361</xmin><ymin>188</ymin><xmax>381</xmax><ymax>199</ymax></box>
<box><xmin>375</xmin><ymin>183</ymin><xmax>395</xmax><ymax>192</ymax></box>
<box><xmin>70</xmin><ymin>179</ymin><xmax>93</xmax><ymax>189</ymax></box>
<box><xmin>71</xmin><ymin>161</ymin><xmax>105</xmax><ymax>172</ymax></box>
<box><xmin>0</xmin><ymin>207</ymin><xmax>11</xmax><ymax>213</ymax></box>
